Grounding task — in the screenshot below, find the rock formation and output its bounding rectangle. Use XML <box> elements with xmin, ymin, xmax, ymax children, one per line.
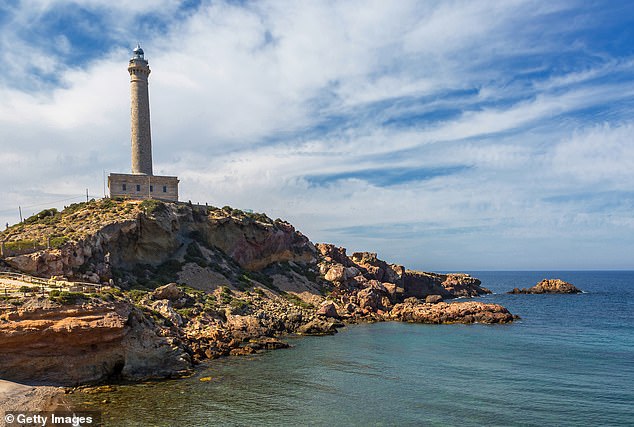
<box><xmin>0</xmin><ymin>199</ymin><xmax>517</xmax><ymax>386</ymax></box>
<box><xmin>390</xmin><ymin>297</ymin><xmax>515</xmax><ymax>324</ymax></box>
<box><xmin>0</xmin><ymin>297</ymin><xmax>191</xmax><ymax>386</ymax></box>
<box><xmin>0</xmin><ymin>201</ymin><xmax>317</xmax><ymax>289</ymax></box>
<box><xmin>508</xmin><ymin>279</ymin><xmax>582</xmax><ymax>294</ymax></box>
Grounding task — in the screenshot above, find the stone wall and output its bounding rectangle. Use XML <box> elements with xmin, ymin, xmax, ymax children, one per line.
<box><xmin>108</xmin><ymin>173</ymin><xmax>179</xmax><ymax>201</ymax></box>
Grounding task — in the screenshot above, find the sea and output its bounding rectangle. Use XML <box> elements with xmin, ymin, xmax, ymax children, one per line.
<box><xmin>72</xmin><ymin>271</ymin><xmax>634</xmax><ymax>426</ymax></box>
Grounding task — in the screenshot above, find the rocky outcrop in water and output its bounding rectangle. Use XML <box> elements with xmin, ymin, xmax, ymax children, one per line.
<box><xmin>389</xmin><ymin>297</ymin><xmax>516</xmax><ymax>324</ymax></box>
<box><xmin>508</xmin><ymin>279</ymin><xmax>582</xmax><ymax>294</ymax></box>
<box><xmin>316</xmin><ymin>243</ymin><xmax>490</xmax><ymax>302</ymax></box>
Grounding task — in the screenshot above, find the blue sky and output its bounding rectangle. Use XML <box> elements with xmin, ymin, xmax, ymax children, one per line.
<box><xmin>0</xmin><ymin>0</ymin><xmax>633</xmax><ymax>270</ymax></box>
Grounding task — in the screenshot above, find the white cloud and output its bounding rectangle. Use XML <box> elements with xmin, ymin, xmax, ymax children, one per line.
<box><xmin>550</xmin><ymin>122</ymin><xmax>634</xmax><ymax>186</ymax></box>
<box><xmin>0</xmin><ymin>0</ymin><xmax>633</xmax><ymax>269</ymax></box>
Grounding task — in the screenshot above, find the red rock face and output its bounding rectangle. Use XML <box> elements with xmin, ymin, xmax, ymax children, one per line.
<box><xmin>203</xmin><ymin>218</ymin><xmax>317</xmax><ymax>271</ymax></box>
<box><xmin>0</xmin><ymin>298</ymin><xmax>191</xmax><ymax>386</ymax></box>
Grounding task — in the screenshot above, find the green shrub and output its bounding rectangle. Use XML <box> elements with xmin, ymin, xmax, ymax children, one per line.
<box><xmin>247</xmin><ymin>270</ymin><xmax>279</xmax><ymax>292</ymax></box>
<box><xmin>230</xmin><ymin>298</ymin><xmax>250</xmax><ymax>309</ymax></box>
<box><xmin>176</xmin><ymin>308</ymin><xmax>195</xmax><ymax>317</ymax></box>
<box><xmin>282</xmin><ymin>292</ymin><xmax>314</xmax><ymax>309</ymax></box>
<box><xmin>229</xmin><ymin>298</ymin><xmax>250</xmax><ymax>314</ymax></box>
<box><xmin>24</xmin><ymin>208</ymin><xmax>60</xmax><ymax>225</ymax></box>
<box><xmin>184</xmin><ymin>242</ymin><xmax>207</xmax><ymax>267</ymax></box>
<box><xmin>49</xmin><ymin>291</ymin><xmax>86</xmax><ymax>305</ymax></box>
<box><xmin>100</xmin><ymin>288</ymin><xmax>123</xmax><ymax>301</ymax></box>
<box><xmin>236</xmin><ymin>274</ymin><xmax>253</xmax><ymax>291</ymax></box>
<box><xmin>5</xmin><ymin>240</ymin><xmax>40</xmax><ymax>251</ymax></box>
<box><xmin>218</xmin><ymin>286</ymin><xmax>233</xmax><ymax>304</ymax></box>
<box><xmin>244</xmin><ymin>211</ymin><xmax>273</xmax><ymax>224</ymax></box>
<box><xmin>127</xmin><ymin>289</ymin><xmax>147</xmax><ymax>302</ymax></box>
<box><xmin>50</xmin><ymin>236</ymin><xmax>69</xmax><ymax>248</ymax></box>
<box><xmin>154</xmin><ymin>259</ymin><xmax>184</xmax><ymax>283</ymax></box>
<box><xmin>140</xmin><ymin>199</ymin><xmax>166</xmax><ymax>215</ymax></box>
<box><xmin>100</xmin><ymin>198</ymin><xmax>117</xmax><ymax>210</ymax></box>
<box><xmin>62</xmin><ymin>202</ymin><xmax>88</xmax><ymax>215</ymax></box>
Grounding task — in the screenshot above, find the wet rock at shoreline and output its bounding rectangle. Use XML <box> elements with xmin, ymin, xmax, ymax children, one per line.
<box><xmin>297</xmin><ymin>318</ymin><xmax>343</xmax><ymax>335</ymax></box>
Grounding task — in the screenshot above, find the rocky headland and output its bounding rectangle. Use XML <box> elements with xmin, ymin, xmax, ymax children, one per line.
<box><xmin>508</xmin><ymin>279</ymin><xmax>582</xmax><ymax>294</ymax></box>
<box><xmin>0</xmin><ymin>199</ymin><xmax>516</xmax><ymax>388</ymax></box>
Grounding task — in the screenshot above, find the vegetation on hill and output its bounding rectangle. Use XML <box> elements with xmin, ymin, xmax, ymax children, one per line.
<box><xmin>1</xmin><ymin>199</ymin><xmax>144</xmax><ymax>249</ymax></box>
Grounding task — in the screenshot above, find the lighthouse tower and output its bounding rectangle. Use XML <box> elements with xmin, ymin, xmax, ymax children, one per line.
<box><xmin>128</xmin><ymin>44</ymin><xmax>153</xmax><ymax>175</ymax></box>
<box><xmin>108</xmin><ymin>45</ymin><xmax>179</xmax><ymax>201</ymax></box>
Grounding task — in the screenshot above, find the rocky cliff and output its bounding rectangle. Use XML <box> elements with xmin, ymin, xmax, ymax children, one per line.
<box><xmin>0</xmin><ymin>199</ymin><xmax>515</xmax><ymax>386</ymax></box>
<box><xmin>0</xmin><ymin>296</ymin><xmax>191</xmax><ymax>386</ymax></box>
<box><xmin>1</xmin><ymin>201</ymin><xmax>317</xmax><ymax>290</ymax></box>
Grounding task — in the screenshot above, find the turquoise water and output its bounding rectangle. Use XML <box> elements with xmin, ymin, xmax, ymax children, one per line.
<box><xmin>78</xmin><ymin>271</ymin><xmax>634</xmax><ymax>426</ymax></box>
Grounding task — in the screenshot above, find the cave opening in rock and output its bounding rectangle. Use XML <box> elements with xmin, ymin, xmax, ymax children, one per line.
<box><xmin>108</xmin><ymin>360</ymin><xmax>125</xmax><ymax>380</ymax></box>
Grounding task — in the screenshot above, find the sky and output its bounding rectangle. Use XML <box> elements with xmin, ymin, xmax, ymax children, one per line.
<box><xmin>0</xmin><ymin>0</ymin><xmax>633</xmax><ymax>271</ymax></box>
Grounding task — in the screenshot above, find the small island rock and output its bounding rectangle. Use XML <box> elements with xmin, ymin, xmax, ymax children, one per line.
<box><xmin>508</xmin><ymin>279</ymin><xmax>582</xmax><ymax>294</ymax></box>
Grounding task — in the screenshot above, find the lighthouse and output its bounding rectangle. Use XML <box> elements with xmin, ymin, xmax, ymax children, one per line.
<box><xmin>128</xmin><ymin>44</ymin><xmax>153</xmax><ymax>175</ymax></box>
<box><xmin>108</xmin><ymin>45</ymin><xmax>179</xmax><ymax>201</ymax></box>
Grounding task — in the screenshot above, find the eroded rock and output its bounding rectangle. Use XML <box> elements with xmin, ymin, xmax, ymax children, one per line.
<box><xmin>0</xmin><ymin>298</ymin><xmax>192</xmax><ymax>386</ymax></box>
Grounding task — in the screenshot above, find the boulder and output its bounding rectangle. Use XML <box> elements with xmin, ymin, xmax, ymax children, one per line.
<box><xmin>316</xmin><ymin>302</ymin><xmax>340</xmax><ymax>318</ymax></box>
<box><xmin>324</xmin><ymin>265</ymin><xmax>346</xmax><ymax>282</ymax></box>
<box><xmin>151</xmin><ymin>299</ymin><xmax>184</xmax><ymax>326</ymax></box>
<box><xmin>151</xmin><ymin>283</ymin><xmax>183</xmax><ymax>301</ymax></box>
<box><xmin>425</xmin><ymin>295</ymin><xmax>443</xmax><ymax>304</ymax></box>
<box><xmin>357</xmin><ymin>282</ymin><xmax>392</xmax><ymax>313</ymax></box>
